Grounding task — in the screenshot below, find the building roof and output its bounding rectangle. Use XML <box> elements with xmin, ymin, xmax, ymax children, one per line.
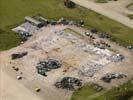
<box><xmin>25</xmin><ymin>16</ymin><xmax>41</xmax><ymax>25</ymax></box>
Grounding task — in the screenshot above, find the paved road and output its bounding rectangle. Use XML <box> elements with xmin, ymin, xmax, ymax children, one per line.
<box><xmin>71</xmin><ymin>0</ymin><xmax>133</xmax><ymax>28</ymax></box>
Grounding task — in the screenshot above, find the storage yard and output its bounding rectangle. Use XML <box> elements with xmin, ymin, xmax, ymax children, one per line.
<box><xmin>1</xmin><ymin>16</ymin><xmax>133</xmax><ymax>100</ymax></box>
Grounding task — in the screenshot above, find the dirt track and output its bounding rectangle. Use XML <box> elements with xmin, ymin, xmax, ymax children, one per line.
<box><xmin>0</xmin><ymin>70</ymin><xmax>43</xmax><ymax>100</ymax></box>
<box><xmin>71</xmin><ymin>0</ymin><xmax>133</xmax><ymax>28</ymax></box>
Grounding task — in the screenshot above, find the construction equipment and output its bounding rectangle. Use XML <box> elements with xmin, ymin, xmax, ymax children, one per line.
<box><xmin>127</xmin><ymin>46</ymin><xmax>133</xmax><ymax>51</ymax></box>
<box><xmin>35</xmin><ymin>87</ymin><xmax>41</xmax><ymax>92</ymax></box>
<box><xmin>11</xmin><ymin>52</ymin><xmax>28</xmax><ymax>60</ymax></box>
<box><xmin>12</xmin><ymin>66</ymin><xmax>19</xmax><ymax>71</ymax></box>
<box><xmin>19</xmin><ymin>30</ymin><xmax>31</xmax><ymax>41</ymax></box>
<box><xmin>90</xmin><ymin>28</ymin><xmax>98</xmax><ymax>33</ymax></box>
<box><xmin>17</xmin><ymin>75</ymin><xmax>22</xmax><ymax>80</ymax></box>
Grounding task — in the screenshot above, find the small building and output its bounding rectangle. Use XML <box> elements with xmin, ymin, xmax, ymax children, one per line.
<box><xmin>25</xmin><ymin>16</ymin><xmax>44</xmax><ymax>28</ymax></box>
<box><xmin>34</xmin><ymin>16</ymin><xmax>49</xmax><ymax>26</ymax></box>
<box><xmin>38</xmin><ymin>16</ymin><xmax>49</xmax><ymax>24</ymax></box>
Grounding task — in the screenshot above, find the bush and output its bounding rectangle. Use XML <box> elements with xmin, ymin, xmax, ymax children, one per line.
<box><xmin>64</xmin><ymin>0</ymin><xmax>76</xmax><ymax>8</ymax></box>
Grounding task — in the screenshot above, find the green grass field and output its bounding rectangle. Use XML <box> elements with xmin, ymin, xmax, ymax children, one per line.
<box><xmin>71</xmin><ymin>81</ymin><xmax>133</xmax><ymax>100</ymax></box>
<box><xmin>0</xmin><ymin>0</ymin><xmax>133</xmax><ymax>51</ymax></box>
<box><xmin>71</xmin><ymin>84</ymin><xmax>105</xmax><ymax>100</ymax></box>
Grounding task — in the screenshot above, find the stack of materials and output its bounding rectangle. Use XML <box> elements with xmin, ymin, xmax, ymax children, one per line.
<box><xmin>79</xmin><ymin>64</ymin><xmax>103</xmax><ymax>77</ymax></box>
<box><xmin>101</xmin><ymin>73</ymin><xmax>127</xmax><ymax>83</ymax></box>
<box><xmin>36</xmin><ymin>59</ymin><xmax>61</xmax><ymax>76</ymax></box>
<box><xmin>108</xmin><ymin>54</ymin><xmax>124</xmax><ymax>62</ymax></box>
<box><xmin>55</xmin><ymin>77</ymin><xmax>82</xmax><ymax>90</ymax></box>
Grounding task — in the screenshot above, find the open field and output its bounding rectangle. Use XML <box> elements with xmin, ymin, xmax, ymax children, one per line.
<box><xmin>0</xmin><ymin>0</ymin><xmax>133</xmax><ymax>51</ymax></box>
<box><xmin>71</xmin><ymin>80</ymin><xmax>133</xmax><ymax>100</ymax></box>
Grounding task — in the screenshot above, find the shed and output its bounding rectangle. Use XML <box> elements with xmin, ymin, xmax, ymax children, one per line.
<box><xmin>25</xmin><ymin>16</ymin><xmax>44</xmax><ymax>28</ymax></box>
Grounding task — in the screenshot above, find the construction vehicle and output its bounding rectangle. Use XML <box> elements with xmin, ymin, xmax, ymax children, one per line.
<box><xmin>35</xmin><ymin>87</ymin><xmax>41</xmax><ymax>92</ymax></box>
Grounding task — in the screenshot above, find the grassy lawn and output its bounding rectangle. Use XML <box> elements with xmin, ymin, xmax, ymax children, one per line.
<box><xmin>0</xmin><ymin>29</ymin><xmax>21</xmax><ymax>51</ymax></box>
<box><xmin>71</xmin><ymin>80</ymin><xmax>133</xmax><ymax>100</ymax></box>
<box><xmin>71</xmin><ymin>84</ymin><xmax>104</xmax><ymax>100</ymax></box>
<box><xmin>0</xmin><ymin>0</ymin><xmax>133</xmax><ymax>51</ymax></box>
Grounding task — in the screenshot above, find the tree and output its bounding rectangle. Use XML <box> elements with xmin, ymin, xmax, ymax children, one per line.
<box><xmin>64</xmin><ymin>0</ymin><xmax>76</xmax><ymax>8</ymax></box>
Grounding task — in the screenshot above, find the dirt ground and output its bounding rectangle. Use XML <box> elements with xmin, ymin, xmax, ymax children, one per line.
<box><xmin>0</xmin><ymin>70</ymin><xmax>43</xmax><ymax>100</ymax></box>
<box><xmin>0</xmin><ymin>25</ymin><xmax>133</xmax><ymax>100</ymax></box>
<box><xmin>71</xmin><ymin>0</ymin><xmax>133</xmax><ymax>28</ymax></box>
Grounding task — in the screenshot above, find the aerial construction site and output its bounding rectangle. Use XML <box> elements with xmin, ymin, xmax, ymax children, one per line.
<box><xmin>0</xmin><ymin>0</ymin><xmax>133</xmax><ymax>100</ymax></box>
